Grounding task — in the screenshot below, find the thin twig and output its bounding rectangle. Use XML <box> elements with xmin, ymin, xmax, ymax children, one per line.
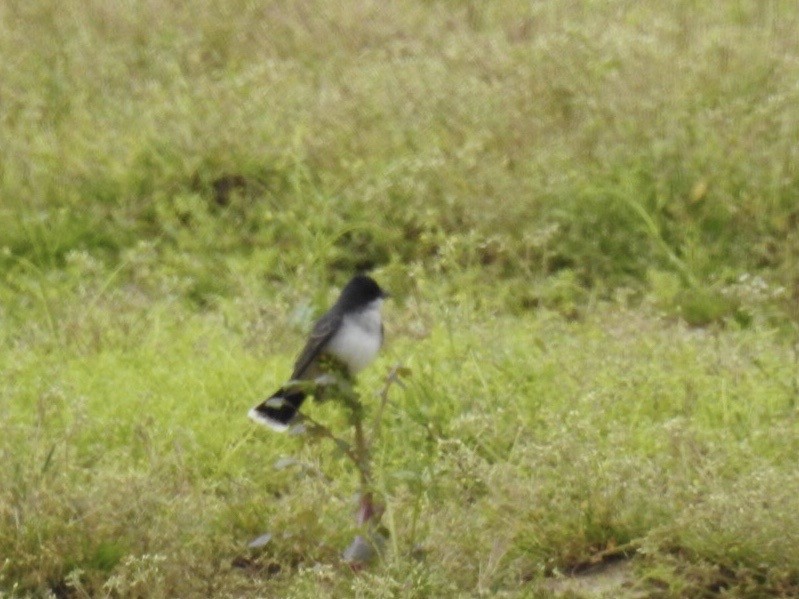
<box><xmin>370</xmin><ymin>364</ymin><xmax>405</xmax><ymax>444</ymax></box>
<box><xmin>296</xmin><ymin>413</ymin><xmax>359</xmax><ymax>464</ymax></box>
<box><xmin>353</xmin><ymin>415</ymin><xmax>372</xmax><ymax>490</ymax></box>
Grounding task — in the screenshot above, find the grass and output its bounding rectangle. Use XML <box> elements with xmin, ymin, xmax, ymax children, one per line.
<box><xmin>3</xmin><ymin>283</ymin><xmax>799</xmax><ymax>596</ymax></box>
<box><xmin>2</xmin><ymin>0</ymin><xmax>799</xmax><ymax>596</ymax></box>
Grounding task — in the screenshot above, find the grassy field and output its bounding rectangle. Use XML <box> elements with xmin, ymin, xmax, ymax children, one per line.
<box><xmin>2</xmin><ymin>0</ymin><xmax>799</xmax><ymax>596</ymax></box>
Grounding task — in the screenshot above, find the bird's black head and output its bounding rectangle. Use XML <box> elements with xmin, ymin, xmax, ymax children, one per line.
<box><xmin>336</xmin><ymin>274</ymin><xmax>389</xmax><ymax>310</ymax></box>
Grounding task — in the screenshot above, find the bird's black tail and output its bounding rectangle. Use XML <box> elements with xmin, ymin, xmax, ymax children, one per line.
<box><xmin>248</xmin><ymin>388</ymin><xmax>306</xmax><ymax>432</ymax></box>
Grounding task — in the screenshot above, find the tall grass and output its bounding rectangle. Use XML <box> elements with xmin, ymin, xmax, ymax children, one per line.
<box><xmin>2</xmin><ymin>0</ymin><xmax>798</xmax><ymax>312</ymax></box>
<box><xmin>3</xmin><ymin>277</ymin><xmax>799</xmax><ymax>595</ymax></box>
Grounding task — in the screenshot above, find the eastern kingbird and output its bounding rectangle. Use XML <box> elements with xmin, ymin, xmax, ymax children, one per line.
<box><xmin>248</xmin><ymin>274</ymin><xmax>389</xmax><ymax>431</ymax></box>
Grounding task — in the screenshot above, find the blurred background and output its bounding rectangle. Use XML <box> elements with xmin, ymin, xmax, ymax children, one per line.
<box><xmin>2</xmin><ymin>1</ymin><xmax>799</xmax><ymax>597</ymax></box>
<box><xmin>2</xmin><ymin>0</ymin><xmax>797</xmax><ymax>324</ymax></box>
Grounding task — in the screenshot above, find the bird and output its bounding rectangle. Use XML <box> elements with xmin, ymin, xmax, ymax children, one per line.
<box><xmin>248</xmin><ymin>274</ymin><xmax>389</xmax><ymax>431</ymax></box>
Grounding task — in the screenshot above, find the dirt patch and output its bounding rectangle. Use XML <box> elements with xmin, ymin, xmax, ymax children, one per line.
<box><xmin>539</xmin><ymin>558</ymin><xmax>645</xmax><ymax>598</ymax></box>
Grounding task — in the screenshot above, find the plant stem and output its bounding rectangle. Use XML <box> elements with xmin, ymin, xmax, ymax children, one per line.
<box><xmin>370</xmin><ymin>364</ymin><xmax>404</xmax><ymax>443</ymax></box>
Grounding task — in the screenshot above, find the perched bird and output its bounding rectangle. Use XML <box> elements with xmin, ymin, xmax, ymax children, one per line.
<box><xmin>248</xmin><ymin>274</ymin><xmax>389</xmax><ymax>431</ymax></box>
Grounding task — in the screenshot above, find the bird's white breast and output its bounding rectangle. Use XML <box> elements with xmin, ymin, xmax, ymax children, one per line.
<box><xmin>326</xmin><ymin>299</ymin><xmax>383</xmax><ymax>373</ymax></box>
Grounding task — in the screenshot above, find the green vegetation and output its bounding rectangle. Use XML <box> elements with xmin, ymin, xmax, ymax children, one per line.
<box><xmin>2</xmin><ymin>0</ymin><xmax>799</xmax><ymax>596</ymax></box>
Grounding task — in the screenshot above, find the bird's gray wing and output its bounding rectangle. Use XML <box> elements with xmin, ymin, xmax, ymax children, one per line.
<box><xmin>291</xmin><ymin>310</ymin><xmax>342</xmax><ymax>379</ymax></box>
